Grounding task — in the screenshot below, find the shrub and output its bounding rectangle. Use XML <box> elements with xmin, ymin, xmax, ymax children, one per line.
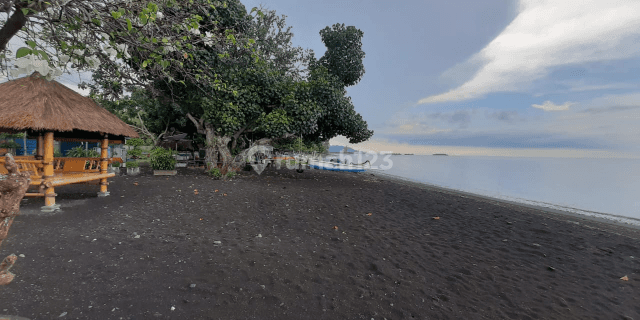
<box><xmin>0</xmin><ymin>141</ymin><xmax>21</xmax><ymax>149</ymax></box>
<box><xmin>126</xmin><ymin>161</ymin><xmax>139</xmax><ymax>168</ymax></box>
<box><xmin>128</xmin><ymin>148</ymin><xmax>142</xmax><ymax>159</ymax></box>
<box><xmin>225</xmin><ymin>171</ymin><xmax>237</xmax><ymax>179</ymax></box>
<box><xmin>54</xmin><ymin>150</ymin><xmax>63</xmax><ymax>157</ymax></box>
<box><xmin>111</xmin><ymin>161</ymin><xmax>121</xmax><ymax>167</ymax></box>
<box><xmin>207</xmin><ymin>167</ymin><xmax>222</xmax><ymax>179</ymax></box>
<box><xmin>149</xmin><ymin>147</ymin><xmax>176</xmax><ymax>170</ymax></box>
<box><xmin>126</xmin><ymin>138</ymin><xmax>146</xmax><ymax>148</ymax></box>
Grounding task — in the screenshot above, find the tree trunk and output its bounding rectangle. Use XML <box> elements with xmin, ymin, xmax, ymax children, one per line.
<box><xmin>203</xmin><ymin>127</ymin><xmax>236</xmax><ymax>174</ymax></box>
<box><xmin>204</xmin><ymin>124</ymin><xmax>218</xmax><ymax>170</ymax></box>
<box><xmin>0</xmin><ymin>154</ymin><xmax>31</xmax><ymax>285</ymax></box>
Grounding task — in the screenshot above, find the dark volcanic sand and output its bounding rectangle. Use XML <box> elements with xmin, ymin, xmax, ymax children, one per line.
<box><xmin>1</xmin><ymin>164</ymin><xmax>639</xmax><ymax>319</ymax></box>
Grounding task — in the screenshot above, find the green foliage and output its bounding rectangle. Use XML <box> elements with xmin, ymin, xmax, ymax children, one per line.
<box><xmin>66</xmin><ymin>147</ymin><xmax>100</xmax><ymax>158</ymax></box>
<box><xmin>111</xmin><ymin>161</ymin><xmax>121</xmax><ymax>167</ymax></box>
<box><xmin>54</xmin><ymin>150</ymin><xmax>64</xmax><ymax>157</ymax></box>
<box><xmin>126</xmin><ymin>161</ymin><xmax>139</xmax><ymax>168</ymax></box>
<box><xmin>0</xmin><ymin>141</ymin><xmax>21</xmax><ymax>149</ymax></box>
<box><xmin>272</xmin><ymin>137</ymin><xmax>325</xmax><ymax>153</ymax></box>
<box><xmin>0</xmin><ymin>133</ymin><xmax>25</xmax><ymax>139</ymax></box>
<box><xmin>128</xmin><ymin>148</ymin><xmax>143</xmax><ymax>159</ymax></box>
<box><xmin>126</xmin><ymin>138</ymin><xmax>146</xmax><ymax>147</ymax></box>
<box><xmin>0</xmin><ymin>133</ymin><xmax>25</xmax><ymax>150</ymax></box>
<box><xmin>317</xmin><ymin>23</ymin><xmax>366</xmax><ymax>87</ymax></box>
<box><xmin>225</xmin><ymin>171</ymin><xmax>237</xmax><ymax>179</ymax></box>
<box><xmin>207</xmin><ymin>167</ymin><xmax>222</xmax><ymax>179</ymax></box>
<box><xmin>149</xmin><ymin>147</ymin><xmax>176</xmax><ymax>170</ymax></box>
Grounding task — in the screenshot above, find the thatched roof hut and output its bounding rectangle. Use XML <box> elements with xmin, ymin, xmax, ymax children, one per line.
<box><xmin>0</xmin><ymin>72</ymin><xmax>138</xmax><ymax>143</ymax></box>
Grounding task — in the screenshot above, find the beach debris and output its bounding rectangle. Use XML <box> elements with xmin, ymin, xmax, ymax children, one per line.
<box><xmin>333</xmin><ymin>226</ymin><xmax>339</xmax><ymax>230</ymax></box>
<box><xmin>257</xmin><ymin>234</ymin><xmax>262</xmax><ymax>238</ymax></box>
<box><xmin>620</xmin><ymin>275</ymin><xmax>629</xmax><ymax>281</ymax></box>
<box><xmin>503</xmin><ymin>239</ymin><xmax>508</xmax><ymax>242</ymax></box>
<box><xmin>18</xmin><ymin>254</ymin><xmax>25</xmax><ymax>258</ymax></box>
<box><xmin>532</xmin><ymin>243</ymin><xmax>541</xmax><ymax>247</ymax></box>
<box><xmin>367</xmin><ymin>213</ymin><xmax>372</xmax><ymax>216</ymax></box>
<box><xmin>133</xmin><ymin>182</ymin><xmax>138</xmax><ymax>186</ymax></box>
<box><xmin>215</xmin><ymin>189</ymin><xmax>219</xmax><ymax>192</ymax></box>
<box><xmin>345</xmin><ymin>205</ymin><xmax>349</xmax><ymax>207</ymax></box>
<box><xmin>134</xmin><ymin>235</ymin><xmax>140</xmax><ymax>239</ymax></box>
<box><xmin>433</xmin><ymin>217</ymin><xmax>440</xmax><ymax>220</ymax></box>
<box><xmin>59</xmin><ymin>311</ymin><xmax>67</xmax><ymax>317</ymax></box>
<box><xmin>0</xmin><ymin>254</ymin><xmax>18</xmax><ymax>286</ymax></box>
<box><xmin>194</xmin><ymin>189</ymin><xmax>199</xmax><ymax>195</ymax></box>
<box><xmin>547</xmin><ymin>266</ymin><xmax>555</xmax><ymax>271</ymax></box>
<box><xmin>171</xmin><ymin>306</ymin><xmax>175</xmax><ymax>311</ymax></box>
<box><xmin>200</xmin><ymin>218</ymin><xmax>203</xmax><ymax>221</ymax></box>
<box><xmin>213</xmin><ymin>241</ymin><xmax>222</xmax><ymax>245</ymax></box>
<box><xmin>190</xmin><ymin>284</ymin><xmax>196</xmax><ymax>288</ymax></box>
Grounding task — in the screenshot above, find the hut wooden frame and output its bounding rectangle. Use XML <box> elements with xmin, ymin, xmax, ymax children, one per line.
<box><xmin>0</xmin><ymin>72</ymin><xmax>139</xmax><ymax>211</ymax></box>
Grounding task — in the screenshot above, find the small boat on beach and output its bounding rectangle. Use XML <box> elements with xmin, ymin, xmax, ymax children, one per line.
<box><xmin>307</xmin><ymin>158</ymin><xmax>371</xmax><ymax>172</ymax></box>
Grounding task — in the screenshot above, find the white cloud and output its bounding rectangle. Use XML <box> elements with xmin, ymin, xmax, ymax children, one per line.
<box><xmin>419</xmin><ymin>0</ymin><xmax>640</xmax><ymax>105</ymax></box>
<box><xmin>531</xmin><ymin>100</ymin><xmax>573</xmax><ymax>111</ymax></box>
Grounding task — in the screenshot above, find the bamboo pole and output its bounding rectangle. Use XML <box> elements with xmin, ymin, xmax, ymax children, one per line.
<box><xmin>42</xmin><ymin>131</ymin><xmax>58</xmax><ymax>211</ymax></box>
<box><xmin>98</xmin><ymin>133</ymin><xmax>110</xmax><ymax>196</ymax></box>
<box><xmin>36</xmin><ymin>133</ymin><xmax>43</xmax><ymax>160</ymax></box>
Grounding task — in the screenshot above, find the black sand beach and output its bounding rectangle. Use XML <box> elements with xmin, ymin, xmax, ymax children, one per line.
<box><xmin>1</xmin><ymin>165</ymin><xmax>639</xmax><ymax>319</ymax></box>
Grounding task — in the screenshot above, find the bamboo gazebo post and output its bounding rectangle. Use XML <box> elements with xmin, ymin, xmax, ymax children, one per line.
<box><xmin>98</xmin><ymin>133</ymin><xmax>110</xmax><ymax>197</ymax></box>
<box><xmin>36</xmin><ymin>133</ymin><xmax>43</xmax><ymax>160</ymax></box>
<box><xmin>41</xmin><ymin>131</ymin><xmax>59</xmax><ymax>212</ymax></box>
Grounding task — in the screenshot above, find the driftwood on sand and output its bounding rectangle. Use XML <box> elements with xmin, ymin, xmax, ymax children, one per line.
<box><xmin>0</xmin><ymin>154</ymin><xmax>31</xmax><ymax>285</ymax></box>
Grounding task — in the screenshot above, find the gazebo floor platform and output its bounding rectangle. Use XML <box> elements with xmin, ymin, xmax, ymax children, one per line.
<box><xmin>23</xmin><ymin>172</ymin><xmax>115</xmax><ymax>197</ymax></box>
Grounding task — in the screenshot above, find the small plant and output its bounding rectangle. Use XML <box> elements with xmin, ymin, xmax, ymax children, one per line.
<box><xmin>149</xmin><ymin>147</ymin><xmax>176</xmax><ymax>170</ymax></box>
<box><xmin>126</xmin><ymin>161</ymin><xmax>139</xmax><ymax>168</ymax></box>
<box><xmin>128</xmin><ymin>148</ymin><xmax>142</xmax><ymax>159</ymax></box>
<box><xmin>54</xmin><ymin>150</ymin><xmax>63</xmax><ymax>157</ymax></box>
<box><xmin>111</xmin><ymin>161</ymin><xmax>121</xmax><ymax>167</ymax></box>
<box><xmin>207</xmin><ymin>167</ymin><xmax>222</xmax><ymax>179</ymax></box>
<box><xmin>225</xmin><ymin>171</ymin><xmax>237</xmax><ymax>179</ymax></box>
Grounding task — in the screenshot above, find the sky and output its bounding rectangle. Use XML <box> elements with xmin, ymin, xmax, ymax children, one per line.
<box><xmin>240</xmin><ymin>0</ymin><xmax>640</xmax><ymax>158</ymax></box>
<box><xmin>3</xmin><ymin>0</ymin><xmax>640</xmax><ymax>158</ymax></box>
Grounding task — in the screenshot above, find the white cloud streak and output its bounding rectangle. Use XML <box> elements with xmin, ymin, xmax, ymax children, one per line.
<box><xmin>418</xmin><ymin>0</ymin><xmax>640</xmax><ymax>105</ymax></box>
<box><xmin>531</xmin><ymin>100</ymin><xmax>574</xmax><ymax>111</ymax></box>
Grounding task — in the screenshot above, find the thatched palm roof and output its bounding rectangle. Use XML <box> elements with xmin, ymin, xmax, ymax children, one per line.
<box><xmin>0</xmin><ymin>72</ymin><xmax>138</xmax><ymax>142</ymax></box>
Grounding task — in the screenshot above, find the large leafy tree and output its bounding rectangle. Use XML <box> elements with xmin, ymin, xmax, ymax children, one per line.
<box><xmin>0</xmin><ymin>0</ymin><xmax>257</xmax><ymax>98</ymax></box>
<box><xmin>87</xmin><ymin>3</ymin><xmax>373</xmax><ymax>172</ymax></box>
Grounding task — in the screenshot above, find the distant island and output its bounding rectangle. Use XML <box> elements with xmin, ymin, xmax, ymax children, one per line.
<box><xmin>405</xmin><ymin>153</ymin><xmax>414</xmax><ymax>155</ymax></box>
<box><xmin>392</xmin><ymin>153</ymin><xmax>402</xmax><ymax>155</ymax></box>
<box><xmin>433</xmin><ymin>153</ymin><xmax>448</xmax><ymax>156</ymax></box>
<box><xmin>329</xmin><ymin>145</ymin><xmax>357</xmax><ymax>153</ymax></box>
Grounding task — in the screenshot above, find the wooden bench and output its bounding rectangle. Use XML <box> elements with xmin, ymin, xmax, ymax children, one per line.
<box><xmin>1</xmin><ymin>157</ymin><xmax>118</xmax><ymax>196</ymax></box>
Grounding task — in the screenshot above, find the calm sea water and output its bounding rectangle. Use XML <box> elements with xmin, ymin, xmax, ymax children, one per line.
<box><xmin>329</xmin><ymin>153</ymin><xmax>640</xmax><ymax>224</ymax></box>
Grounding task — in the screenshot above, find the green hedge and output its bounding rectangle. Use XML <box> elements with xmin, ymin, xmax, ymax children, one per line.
<box><xmin>149</xmin><ymin>147</ymin><xmax>176</xmax><ymax>170</ymax></box>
